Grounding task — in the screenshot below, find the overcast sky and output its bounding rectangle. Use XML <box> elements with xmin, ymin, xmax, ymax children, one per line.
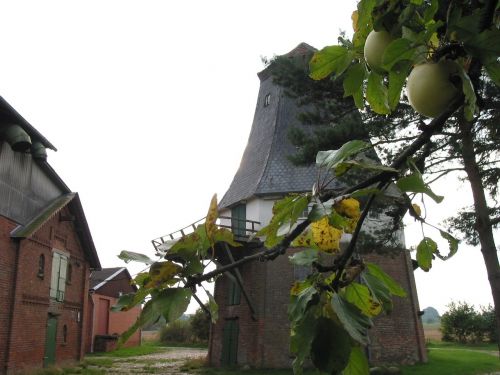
<box><xmin>1</xmin><ymin>0</ymin><xmax>496</xmax><ymax>315</ymax></box>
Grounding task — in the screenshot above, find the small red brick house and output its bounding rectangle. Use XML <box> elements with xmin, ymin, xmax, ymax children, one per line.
<box><xmin>85</xmin><ymin>267</ymin><xmax>142</xmax><ymax>352</ymax></box>
<box><xmin>0</xmin><ymin>97</ymin><xmax>101</xmax><ymax>374</ymax></box>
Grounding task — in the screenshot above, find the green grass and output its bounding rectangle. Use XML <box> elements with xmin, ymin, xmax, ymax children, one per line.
<box><xmin>85</xmin><ymin>341</ymin><xmax>170</xmax><ymax>358</ymax></box>
<box><xmin>400</xmin><ymin>347</ymin><xmax>500</xmax><ymax>375</ymax></box>
<box><xmin>427</xmin><ymin>340</ymin><xmax>498</xmax><ymax>351</ymax></box>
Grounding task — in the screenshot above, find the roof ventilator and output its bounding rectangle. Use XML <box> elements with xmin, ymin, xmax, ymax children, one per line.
<box><xmin>3</xmin><ymin>124</ymin><xmax>32</xmax><ymax>152</ymax></box>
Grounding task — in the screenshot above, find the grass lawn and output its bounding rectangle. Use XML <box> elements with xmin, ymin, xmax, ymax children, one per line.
<box><xmin>400</xmin><ymin>347</ymin><xmax>500</xmax><ymax>375</ymax></box>
<box><xmin>85</xmin><ymin>341</ymin><xmax>170</xmax><ymax>358</ymax></box>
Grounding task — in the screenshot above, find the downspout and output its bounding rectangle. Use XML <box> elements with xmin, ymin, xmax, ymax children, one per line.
<box><xmin>90</xmin><ymin>291</ymin><xmax>95</xmax><ymax>353</ymax></box>
<box><xmin>5</xmin><ymin>239</ymin><xmax>22</xmax><ymax>373</ymax></box>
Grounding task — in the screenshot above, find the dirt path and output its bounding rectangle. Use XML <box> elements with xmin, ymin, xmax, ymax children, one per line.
<box><xmin>88</xmin><ymin>348</ymin><xmax>208</xmax><ymax>375</ymax></box>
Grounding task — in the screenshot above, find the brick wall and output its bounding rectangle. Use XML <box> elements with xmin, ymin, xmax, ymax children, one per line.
<box><xmin>0</xmin><ymin>215</ymin><xmax>19</xmax><ymax>374</ymax></box>
<box><xmin>88</xmin><ymin>293</ymin><xmax>141</xmax><ymax>351</ymax></box>
<box><xmin>2</xmin><ymin>206</ymin><xmax>92</xmax><ymax>374</ymax></box>
<box><xmin>209</xmin><ymin>245</ymin><xmax>427</xmax><ymax>368</ymax></box>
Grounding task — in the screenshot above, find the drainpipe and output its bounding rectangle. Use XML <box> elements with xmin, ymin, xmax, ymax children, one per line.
<box><xmin>89</xmin><ymin>290</ymin><xmax>95</xmax><ymax>353</ymax></box>
<box><xmin>5</xmin><ymin>239</ymin><xmax>22</xmax><ymax>373</ymax></box>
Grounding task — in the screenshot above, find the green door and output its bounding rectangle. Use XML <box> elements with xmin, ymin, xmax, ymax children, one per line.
<box><xmin>44</xmin><ymin>316</ymin><xmax>57</xmax><ymax>367</ymax></box>
<box><xmin>221</xmin><ymin>319</ymin><xmax>239</xmax><ymax>366</ymax></box>
<box><xmin>231</xmin><ymin>204</ymin><xmax>246</xmax><ymax>236</ymax></box>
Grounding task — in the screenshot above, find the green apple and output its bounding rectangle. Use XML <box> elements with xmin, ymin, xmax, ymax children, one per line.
<box><xmin>406</xmin><ymin>60</ymin><xmax>460</xmax><ymax>118</ymax></box>
<box><xmin>364</xmin><ymin>30</ymin><xmax>394</xmax><ymax>74</ymax></box>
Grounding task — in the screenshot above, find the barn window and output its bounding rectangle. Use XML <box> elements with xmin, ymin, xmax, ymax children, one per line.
<box><xmin>50</xmin><ymin>252</ymin><xmax>69</xmax><ymax>302</ymax></box>
<box><xmin>62</xmin><ymin>325</ymin><xmax>68</xmax><ymax>344</ymax></box>
<box><xmin>38</xmin><ymin>254</ymin><xmax>45</xmax><ymax>279</ymax></box>
<box><xmin>264</xmin><ymin>93</ymin><xmax>271</xmax><ymax>107</ymax></box>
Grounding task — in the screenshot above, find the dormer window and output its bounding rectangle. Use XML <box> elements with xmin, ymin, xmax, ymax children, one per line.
<box><xmin>264</xmin><ymin>93</ymin><xmax>271</xmax><ymax>107</ymax></box>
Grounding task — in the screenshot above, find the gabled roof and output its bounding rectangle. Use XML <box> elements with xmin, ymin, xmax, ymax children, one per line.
<box><xmin>219</xmin><ymin>43</ymin><xmax>342</xmax><ymax>209</ymax></box>
<box><xmin>90</xmin><ymin>267</ymin><xmax>135</xmax><ymax>291</ymax></box>
<box><xmin>11</xmin><ymin>193</ymin><xmax>101</xmax><ymax>269</ymax></box>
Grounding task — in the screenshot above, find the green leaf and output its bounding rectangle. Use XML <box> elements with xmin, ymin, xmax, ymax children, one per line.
<box><xmin>207</xmin><ymin>291</ymin><xmax>219</xmax><ymax>324</ymax></box>
<box><xmin>343</xmin><ymin>63</ymin><xmax>366</xmax><ymax>100</ymax></box>
<box><xmin>344</xmin><ymin>282</ymin><xmax>382</xmax><ymax>317</ymax></box>
<box><xmin>396</xmin><ymin>173</ymin><xmax>444</xmax><ymax>203</ymax></box>
<box><xmin>485</xmin><ymin>60</ymin><xmax>500</xmax><ymax>87</ymax></box>
<box><xmin>343</xmin><ymin>346</ymin><xmax>370</xmax><ymax>375</ymax></box>
<box><xmin>316</xmin><ymin>140</ymin><xmax>371</xmax><ymax>170</ymax></box>
<box><xmin>353</xmin><ymin>0</ymin><xmax>376</xmax><ymax>48</ymax></box>
<box><xmin>111</xmin><ymin>293</ymin><xmax>136</xmax><ymax>312</ymax></box>
<box><xmin>365</xmin><ymin>262</ymin><xmax>406</xmax><ymax>297</ymax></box>
<box><xmin>290</xmin><ymin>307</ymin><xmax>318</xmax><ymax>375</ymax></box>
<box><xmin>423</xmin><ymin>0</ymin><xmax>439</xmax><ymax>22</ymax></box>
<box><xmin>416</xmin><ymin>237</ymin><xmax>438</xmax><ymax>271</ymax></box>
<box><xmin>289</xmin><ymin>248</ymin><xmax>319</xmax><ymax>266</ymax></box>
<box><xmin>118</xmin><ymin>250</ymin><xmax>154</xmax><ymax>265</ymax></box>
<box><xmin>437</xmin><ymin>230</ymin><xmax>459</xmax><ymax>260</ymax></box>
<box><xmin>154</xmin><ymin>288</ymin><xmax>192</xmax><ymax>323</ymax></box>
<box><xmin>288</xmin><ymin>286</ymin><xmax>317</xmax><ymax>323</ymax></box>
<box><xmin>309</xmin><ymin>45</ymin><xmax>353</xmax><ymax>81</ymax></box>
<box><xmin>170</xmin><ymin>225</ymin><xmax>210</xmax><ymax>257</ymax></box>
<box><xmin>213</xmin><ymin>228</ymin><xmax>242</xmax><ymax>248</ymax></box>
<box><xmin>350</xmin><ymin>188</ymin><xmax>380</xmax><ymax>198</ymax></box>
<box><xmin>457</xmin><ymin>66</ymin><xmax>477</xmax><ymax>121</ymax></box>
<box><xmin>331</xmin><ymin>294</ymin><xmax>372</xmax><ymax>345</ymax></box>
<box><xmin>464</xmin><ymin>29</ymin><xmax>500</xmax><ymax>62</ymax></box>
<box><xmin>366</xmin><ymin>71</ymin><xmax>390</xmax><ymax>115</ymax></box>
<box><xmin>410</xmin><ymin>0</ymin><xmax>423</xmax><ymax>4</ymax></box>
<box><xmin>381</xmin><ymin>38</ymin><xmax>417</xmax><ymax>71</ymax></box>
<box><xmin>310</xmin><ymin>317</ymin><xmax>352</xmax><ymax>374</ymax></box>
<box><xmin>334</xmin><ymin>160</ymin><xmax>398</xmax><ymax>177</ymax></box>
<box><xmin>118</xmin><ymin>300</ymin><xmax>160</xmax><ymax>346</ymax></box>
<box><xmin>308</xmin><ymin>199</ymin><xmax>334</xmax><ymax>221</ymax></box>
<box><xmin>361</xmin><ymin>272</ymin><xmax>393</xmax><ymax>313</ymax></box>
<box><xmin>257</xmin><ymin>195</ymin><xmax>310</xmax><ymax>248</ymax></box>
<box><xmin>388</xmin><ymin>60</ymin><xmax>412</xmax><ymax>110</ymax></box>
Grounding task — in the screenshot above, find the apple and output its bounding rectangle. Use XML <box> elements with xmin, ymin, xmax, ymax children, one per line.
<box><xmin>406</xmin><ymin>60</ymin><xmax>460</xmax><ymax>118</ymax></box>
<box><xmin>364</xmin><ymin>30</ymin><xmax>394</xmax><ymax>74</ymax></box>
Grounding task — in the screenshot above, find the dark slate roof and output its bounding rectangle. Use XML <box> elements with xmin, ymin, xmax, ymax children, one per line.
<box><xmin>219</xmin><ymin>43</ymin><xmax>339</xmax><ymax>209</ymax></box>
<box><xmin>90</xmin><ymin>267</ymin><xmax>127</xmax><ymax>290</ymax></box>
<box><xmin>11</xmin><ymin>192</ymin><xmax>101</xmax><ymax>269</ymax></box>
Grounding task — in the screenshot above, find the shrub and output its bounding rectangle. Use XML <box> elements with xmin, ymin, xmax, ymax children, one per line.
<box><xmin>190</xmin><ymin>307</ymin><xmax>210</xmax><ymax>342</ymax></box>
<box><xmin>159</xmin><ymin>319</ymin><xmax>192</xmax><ymax>344</ymax></box>
<box><xmin>440</xmin><ymin>301</ymin><xmax>497</xmax><ymax>343</ymax></box>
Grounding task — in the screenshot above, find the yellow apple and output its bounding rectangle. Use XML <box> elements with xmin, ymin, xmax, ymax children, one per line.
<box><xmin>406</xmin><ymin>60</ymin><xmax>460</xmax><ymax>118</ymax></box>
<box><xmin>364</xmin><ymin>30</ymin><xmax>394</xmax><ymax>74</ymax></box>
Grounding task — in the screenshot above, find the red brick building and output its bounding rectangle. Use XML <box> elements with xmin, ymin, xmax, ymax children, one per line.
<box><xmin>206</xmin><ymin>44</ymin><xmax>427</xmax><ymax>368</ymax></box>
<box><xmin>0</xmin><ymin>97</ymin><xmax>101</xmax><ymax>374</ymax></box>
<box><xmin>86</xmin><ymin>267</ymin><xmax>142</xmax><ymax>353</ymax></box>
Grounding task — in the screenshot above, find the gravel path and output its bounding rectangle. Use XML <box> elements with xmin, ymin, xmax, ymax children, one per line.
<box><xmin>89</xmin><ymin>347</ymin><xmax>208</xmax><ymax>375</ymax></box>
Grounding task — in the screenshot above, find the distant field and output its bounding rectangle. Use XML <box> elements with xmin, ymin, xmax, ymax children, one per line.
<box><xmin>423</xmin><ymin>322</ymin><xmax>442</xmax><ymax>341</ymax></box>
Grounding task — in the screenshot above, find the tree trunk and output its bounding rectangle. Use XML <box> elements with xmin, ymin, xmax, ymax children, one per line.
<box><xmin>459</xmin><ymin>119</ymin><xmax>500</xmax><ymax>350</ymax></box>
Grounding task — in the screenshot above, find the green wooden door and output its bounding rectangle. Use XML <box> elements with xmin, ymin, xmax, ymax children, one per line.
<box><xmin>44</xmin><ymin>316</ymin><xmax>57</xmax><ymax>367</ymax></box>
<box><xmin>231</xmin><ymin>204</ymin><xmax>246</xmax><ymax>236</ymax></box>
<box><xmin>221</xmin><ymin>319</ymin><xmax>239</xmax><ymax>366</ymax></box>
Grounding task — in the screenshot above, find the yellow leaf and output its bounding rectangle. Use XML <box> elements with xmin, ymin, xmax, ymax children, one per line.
<box><xmin>311</xmin><ymin>217</ymin><xmax>342</xmax><ymax>253</ymax></box>
<box><xmin>146</xmin><ymin>261</ymin><xmax>182</xmax><ymax>289</ymax></box>
<box><xmin>206</xmin><ymin>194</ymin><xmax>218</xmax><ymax>242</ymax></box>
<box><xmin>334</xmin><ymin>198</ymin><xmax>361</xmax><ymax>219</ymax></box>
<box><xmin>352</xmin><ymin>10</ymin><xmax>359</xmax><ymax>32</ymax></box>
<box><xmin>412</xmin><ymin>203</ymin><xmax>422</xmax><ymax>217</ymax></box>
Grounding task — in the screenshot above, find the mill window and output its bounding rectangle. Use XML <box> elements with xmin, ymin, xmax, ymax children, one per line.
<box><xmin>231</xmin><ymin>204</ymin><xmax>247</xmax><ymax>237</ymax></box>
<box><xmin>227</xmin><ymin>278</ymin><xmax>241</xmax><ymax>306</ymax></box>
<box><xmin>264</xmin><ymin>93</ymin><xmax>271</xmax><ymax>107</ymax></box>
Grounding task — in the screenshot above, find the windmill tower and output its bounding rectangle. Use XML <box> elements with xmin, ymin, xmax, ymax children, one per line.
<box><xmin>206</xmin><ymin>43</ymin><xmax>427</xmax><ymax>368</ymax></box>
